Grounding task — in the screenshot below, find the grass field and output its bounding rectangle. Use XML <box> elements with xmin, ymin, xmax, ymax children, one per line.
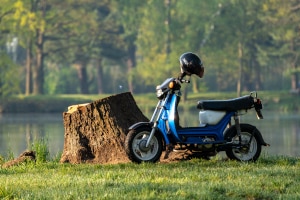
<box><xmin>0</xmin><ymin>155</ymin><xmax>299</xmax><ymax>199</ymax></box>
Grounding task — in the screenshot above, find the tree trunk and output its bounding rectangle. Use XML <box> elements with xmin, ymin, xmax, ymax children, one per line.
<box><xmin>291</xmin><ymin>69</ymin><xmax>297</xmax><ymax>90</ymax></box>
<box><xmin>25</xmin><ymin>40</ymin><xmax>32</xmax><ymax>95</ymax></box>
<box><xmin>253</xmin><ymin>58</ymin><xmax>263</xmax><ymax>90</ymax></box>
<box><xmin>290</xmin><ymin>40</ymin><xmax>299</xmax><ymax>93</ymax></box>
<box><xmin>126</xmin><ymin>42</ymin><xmax>136</xmax><ymax>93</ymax></box>
<box><xmin>96</xmin><ymin>59</ymin><xmax>103</xmax><ymax>94</ymax></box>
<box><xmin>74</xmin><ymin>61</ymin><xmax>89</xmax><ymax>94</ymax></box>
<box><xmin>165</xmin><ymin>0</ymin><xmax>171</xmax><ymax>57</ymax></box>
<box><xmin>33</xmin><ymin>30</ymin><xmax>44</xmax><ymax>95</ymax></box>
<box><xmin>237</xmin><ymin>42</ymin><xmax>243</xmax><ymax>97</ymax></box>
<box><xmin>127</xmin><ymin>58</ymin><xmax>134</xmax><ymax>93</ymax></box>
<box><xmin>60</xmin><ymin>92</ymin><xmax>148</xmax><ymax>164</ymax></box>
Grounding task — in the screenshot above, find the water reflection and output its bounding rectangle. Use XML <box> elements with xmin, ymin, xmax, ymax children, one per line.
<box><xmin>0</xmin><ymin>113</ymin><xmax>64</xmax><ymax>157</ymax></box>
<box><xmin>0</xmin><ymin>111</ymin><xmax>299</xmax><ymax>158</ymax></box>
<box><xmin>247</xmin><ymin>112</ymin><xmax>300</xmax><ymax>157</ymax></box>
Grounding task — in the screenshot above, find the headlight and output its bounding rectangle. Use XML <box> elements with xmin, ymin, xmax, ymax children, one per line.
<box><xmin>169</xmin><ymin>81</ymin><xmax>174</xmax><ymax>89</ymax></box>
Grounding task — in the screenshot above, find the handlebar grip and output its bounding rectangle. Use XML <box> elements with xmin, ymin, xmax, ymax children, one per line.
<box><xmin>180</xmin><ymin>79</ymin><xmax>190</xmax><ymax>83</ymax></box>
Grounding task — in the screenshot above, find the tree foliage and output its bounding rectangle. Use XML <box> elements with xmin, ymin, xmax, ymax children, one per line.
<box><xmin>261</xmin><ymin>0</ymin><xmax>300</xmax><ymax>91</ymax></box>
<box><xmin>0</xmin><ymin>0</ymin><xmax>299</xmax><ymax>97</ymax></box>
<box><xmin>0</xmin><ymin>53</ymin><xmax>20</xmax><ymax>96</ymax></box>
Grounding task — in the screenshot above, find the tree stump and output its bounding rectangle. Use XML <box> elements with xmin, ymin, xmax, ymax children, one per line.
<box><xmin>60</xmin><ymin>92</ymin><xmax>149</xmax><ymax>164</ymax></box>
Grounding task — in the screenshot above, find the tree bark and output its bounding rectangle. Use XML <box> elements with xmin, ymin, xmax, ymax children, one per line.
<box><xmin>60</xmin><ymin>92</ymin><xmax>148</xmax><ymax>164</ymax></box>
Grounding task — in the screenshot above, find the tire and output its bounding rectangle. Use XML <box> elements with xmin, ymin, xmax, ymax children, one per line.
<box><xmin>224</xmin><ymin>124</ymin><xmax>261</xmax><ymax>162</ymax></box>
<box><xmin>125</xmin><ymin>126</ymin><xmax>163</xmax><ymax>163</ymax></box>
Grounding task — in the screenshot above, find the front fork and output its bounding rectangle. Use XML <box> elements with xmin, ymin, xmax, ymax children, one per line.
<box><xmin>146</xmin><ymin>98</ymin><xmax>167</xmax><ymax>148</ymax></box>
<box><xmin>146</xmin><ymin>124</ymin><xmax>158</xmax><ymax>147</ymax></box>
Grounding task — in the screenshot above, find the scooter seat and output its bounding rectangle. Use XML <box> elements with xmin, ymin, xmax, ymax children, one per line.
<box><xmin>197</xmin><ymin>95</ymin><xmax>254</xmax><ymax>111</ymax></box>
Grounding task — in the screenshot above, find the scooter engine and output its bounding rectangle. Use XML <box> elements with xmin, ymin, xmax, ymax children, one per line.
<box><xmin>201</xmin><ymin>137</ymin><xmax>215</xmax><ymax>149</ymax></box>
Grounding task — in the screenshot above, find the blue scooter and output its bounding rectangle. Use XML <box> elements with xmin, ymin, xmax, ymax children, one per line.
<box><xmin>125</xmin><ymin>76</ymin><xmax>268</xmax><ymax>163</ymax></box>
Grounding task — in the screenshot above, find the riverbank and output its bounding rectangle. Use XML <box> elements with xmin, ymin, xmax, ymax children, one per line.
<box><xmin>0</xmin><ymin>90</ymin><xmax>299</xmax><ymax>113</ymax></box>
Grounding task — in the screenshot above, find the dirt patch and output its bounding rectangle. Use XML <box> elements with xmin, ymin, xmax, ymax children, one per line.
<box><xmin>2</xmin><ymin>151</ymin><xmax>36</xmax><ymax>168</ymax></box>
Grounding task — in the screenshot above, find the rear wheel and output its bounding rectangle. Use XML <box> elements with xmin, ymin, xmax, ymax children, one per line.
<box><xmin>125</xmin><ymin>127</ymin><xmax>163</xmax><ymax>163</ymax></box>
<box><xmin>224</xmin><ymin>124</ymin><xmax>261</xmax><ymax>162</ymax></box>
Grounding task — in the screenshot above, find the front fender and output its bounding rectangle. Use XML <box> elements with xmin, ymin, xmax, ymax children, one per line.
<box><xmin>128</xmin><ymin>122</ymin><xmax>153</xmax><ymax>130</ymax></box>
<box><xmin>128</xmin><ymin>121</ymin><xmax>170</xmax><ymax>147</ymax></box>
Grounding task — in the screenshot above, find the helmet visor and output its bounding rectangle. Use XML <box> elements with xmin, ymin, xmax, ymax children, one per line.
<box><xmin>195</xmin><ymin>64</ymin><xmax>204</xmax><ymax>78</ymax></box>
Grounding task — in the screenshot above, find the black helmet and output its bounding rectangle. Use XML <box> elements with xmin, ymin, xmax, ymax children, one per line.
<box><xmin>179</xmin><ymin>52</ymin><xmax>204</xmax><ymax>78</ymax></box>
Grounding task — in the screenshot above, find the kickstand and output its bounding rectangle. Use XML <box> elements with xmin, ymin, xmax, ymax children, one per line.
<box><xmin>164</xmin><ymin>144</ymin><xmax>174</xmax><ymax>159</ymax></box>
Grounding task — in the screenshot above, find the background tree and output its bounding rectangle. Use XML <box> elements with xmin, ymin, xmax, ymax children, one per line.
<box><xmin>172</xmin><ymin>0</ymin><xmax>223</xmax><ymax>96</ymax></box>
<box><xmin>205</xmin><ymin>0</ymin><xmax>270</xmax><ymax>96</ymax></box>
<box><xmin>262</xmin><ymin>0</ymin><xmax>300</xmax><ymax>92</ymax></box>
<box><xmin>47</xmin><ymin>0</ymin><xmax>126</xmax><ymax>94</ymax></box>
<box><xmin>0</xmin><ymin>0</ymin><xmax>298</xmax><ymax>96</ymax></box>
<box><xmin>0</xmin><ymin>53</ymin><xmax>20</xmax><ymax>96</ymax></box>
<box><xmin>11</xmin><ymin>0</ymin><xmax>50</xmax><ymax>94</ymax></box>
<box><xmin>135</xmin><ymin>0</ymin><xmax>171</xmax><ymax>87</ymax></box>
<box><xmin>115</xmin><ymin>0</ymin><xmax>146</xmax><ymax>93</ymax></box>
<box><xmin>0</xmin><ymin>0</ymin><xmax>21</xmax><ymax>96</ymax></box>
<box><xmin>135</xmin><ymin>0</ymin><xmax>223</xmax><ymax>93</ymax></box>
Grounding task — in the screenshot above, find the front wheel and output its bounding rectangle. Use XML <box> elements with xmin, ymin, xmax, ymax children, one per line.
<box><xmin>125</xmin><ymin>126</ymin><xmax>163</xmax><ymax>163</ymax></box>
<box><xmin>224</xmin><ymin>124</ymin><xmax>262</xmax><ymax>162</ymax></box>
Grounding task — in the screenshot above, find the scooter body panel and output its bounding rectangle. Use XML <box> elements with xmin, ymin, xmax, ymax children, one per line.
<box><xmin>155</xmin><ymin>94</ymin><xmax>235</xmax><ymax>145</ymax></box>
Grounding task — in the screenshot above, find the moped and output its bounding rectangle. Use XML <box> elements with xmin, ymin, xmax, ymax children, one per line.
<box><xmin>125</xmin><ymin>75</ymin><xmax>268</xmax><ymax>163</ymax></box>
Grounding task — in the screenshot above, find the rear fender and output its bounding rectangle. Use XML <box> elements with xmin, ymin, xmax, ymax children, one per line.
<box><xmin>224</xmin><ymin>124</ymin><xmax>269</xmax><ymax>146</ymax></box>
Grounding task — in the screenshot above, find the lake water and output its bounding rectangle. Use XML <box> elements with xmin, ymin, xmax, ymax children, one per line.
<box><xmin>0</xmin><ymin>113</ymin><xmax>64</xmax><ymax>158</ymax></box>
<box><xmin>0</xmin><ymin>111</ymin><xmax>299</xmax><ymax>158</ymax></box>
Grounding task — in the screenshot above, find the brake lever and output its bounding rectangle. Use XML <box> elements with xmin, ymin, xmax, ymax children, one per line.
<box><xmin>254</xmin><ymin>98</ymin><xmax>263</xmax><ymax>119</ymax></box>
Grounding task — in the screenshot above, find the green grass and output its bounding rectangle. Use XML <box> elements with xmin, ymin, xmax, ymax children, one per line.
<box><xmin>0</xmin><ymin>156</ymin><xmax>299</xmax><ymax>199</ymax></box>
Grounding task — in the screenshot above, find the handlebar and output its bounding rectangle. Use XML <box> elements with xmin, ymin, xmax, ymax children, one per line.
<box><xmin>177</xmin><ymin>72</ymin><xmax>190</xmax><ymax>83</ymax></box>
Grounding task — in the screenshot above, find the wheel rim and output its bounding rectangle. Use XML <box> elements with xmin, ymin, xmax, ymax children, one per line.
<box><xmin>131</xmin><ymin>131</ymin><xmax>159</xmax><ymax>161</ymax></box>
<box><xmin>231</xmin><ymin>132</ymin><xmax>258</xmax><ymax>161</ymax></box>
